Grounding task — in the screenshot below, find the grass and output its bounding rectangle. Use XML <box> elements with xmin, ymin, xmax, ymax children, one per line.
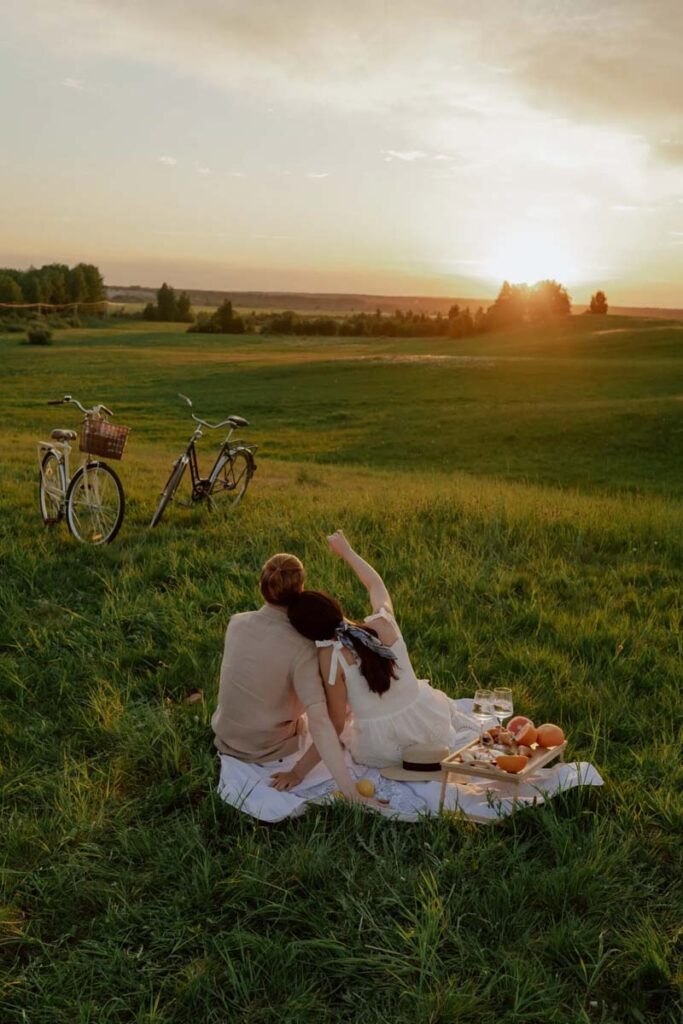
<box><xmin>0</xmin><ymin>316</ymin><xmax>682</xmax><ymax>1023</ymax></box>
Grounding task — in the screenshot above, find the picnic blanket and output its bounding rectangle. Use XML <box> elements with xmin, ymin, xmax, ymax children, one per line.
<box><xmin>217</xmin><ymin>699</ymin><xmax>603</xmax><ymax>824</ymax></box>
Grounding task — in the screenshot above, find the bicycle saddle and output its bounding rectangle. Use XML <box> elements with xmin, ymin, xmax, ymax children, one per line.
<box><xmin>228</xmin><ymin>416</ymin><xmax>249</xmax><ymax>427</ymax></box>
<box><xmin>51</xmin><ymin>429</ymin><xmax>78</xmax><ymax>441</ymax></box>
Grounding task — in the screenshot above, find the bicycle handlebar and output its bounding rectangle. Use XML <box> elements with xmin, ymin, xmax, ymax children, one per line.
<box><xmin>191</xmin><ymin>413</ymin><xmax>236</xmax><ymax>431</ymax></box>
<box><xmin>47</xmin><ymin>395</ymin><xmax>113</xmax><ymax>417</ymax></box>
<box><xmin>178</xmin><ymin>394</ymin><xmax>246</xmax><ymax>431</ymax></box>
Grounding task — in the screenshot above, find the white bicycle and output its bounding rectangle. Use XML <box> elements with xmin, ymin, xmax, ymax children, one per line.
<box><xmin>38</xmin><ymin>395</ymin><xmax>130</xmax><ymax>544</ymax></box>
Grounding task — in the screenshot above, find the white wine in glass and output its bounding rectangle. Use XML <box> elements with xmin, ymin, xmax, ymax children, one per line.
<box><xmin>493</xmin><ymin>687</ymin><xmax>513</xmax><ymax>726</ymax></box>
<box><xmin>472</xmin><ymin>688</ymin><xmax>493</xmax><ymax>743</ymax></box>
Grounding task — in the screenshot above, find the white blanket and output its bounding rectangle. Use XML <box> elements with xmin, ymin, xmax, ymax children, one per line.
<box><xmin>217</xmin><ymin>699</ymin><xmax>603</xmax><ymax>824</ymax></box>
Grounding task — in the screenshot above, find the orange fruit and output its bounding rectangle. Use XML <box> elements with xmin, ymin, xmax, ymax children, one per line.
<box><xmin>495</xmin><ymin>754</ymin><xmax>529</xmax><ymax>774</ymax></box>
<box><xmin>536</xmin><ymin>723</ymin><xmax>565</xmax><ymax>747</ymax></box>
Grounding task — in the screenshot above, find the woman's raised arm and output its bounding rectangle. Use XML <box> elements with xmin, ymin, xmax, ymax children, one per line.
<box><xmin>327</xmin><ymin>530</ymin><xmax>394</xmax><ymax>615</ymax></box>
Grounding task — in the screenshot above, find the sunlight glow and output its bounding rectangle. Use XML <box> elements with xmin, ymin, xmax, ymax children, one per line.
<box><xmin>484</xmin><ymin>230</ymin><xmax>580</xmax><ymax>288</ymax></box>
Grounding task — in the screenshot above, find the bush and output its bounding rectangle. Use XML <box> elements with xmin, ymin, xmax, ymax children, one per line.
<box><xmin>27</xmin><ymin>327</ymin><xmax>53</xmax><ymax>345</ymax></box>
<box><xmin>5</xmin><ymin>323</ymin><xmax>25</xmax><ymax>333</ymax></box>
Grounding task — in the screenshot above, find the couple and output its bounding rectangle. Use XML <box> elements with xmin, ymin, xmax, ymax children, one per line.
<box><xmin>211</xmin><ymin>531</ymin><xmax>466</xmax><ymax>804</ymax></box>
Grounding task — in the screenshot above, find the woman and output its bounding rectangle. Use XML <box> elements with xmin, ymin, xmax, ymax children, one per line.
<box><xmin>287</xmin><ymin>531</ymin><xmax>465</xmax><ymax>770</ymax></box>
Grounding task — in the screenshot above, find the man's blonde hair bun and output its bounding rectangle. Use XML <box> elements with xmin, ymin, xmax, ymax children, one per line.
<box><xmin>260</xmin><ymin>553</ymin><xmax>305</xmax><ymax>606</ymax></box>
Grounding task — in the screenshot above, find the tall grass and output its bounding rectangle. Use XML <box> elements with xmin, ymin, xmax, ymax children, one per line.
<box><xmin>1</xmin><ymin>321</ymin><xmax>681</xmax><ymax>1022</ymax></box>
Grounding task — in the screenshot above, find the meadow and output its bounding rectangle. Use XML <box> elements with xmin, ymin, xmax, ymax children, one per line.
<box><xmin>1</xmin><ymin>315</ymin><xmax>681</xmax><ymax>1023</ymax></box>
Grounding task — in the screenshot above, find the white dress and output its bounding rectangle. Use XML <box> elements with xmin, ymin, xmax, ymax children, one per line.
<box><xmin>317</xmin><ymin>609</ymin><xmax>467</xmax><ymax>767</ymax></box>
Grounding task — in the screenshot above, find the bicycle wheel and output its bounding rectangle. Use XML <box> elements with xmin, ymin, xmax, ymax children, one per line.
<box><xmin>66</xmin><ymin>461</ymin><xmax>125</xmax><ymax>544</ymax></box>
<box><xmin>150</xmin><ymin>457</ymin><xmax>188</xmax><ymax>527</ymax></box>
<box><xmin>39</xmin><ymin>450</ymin><xmax>66</xmax><ymax>525</ymax></box>
<box><xmin>208</xmin><ymin>449</ymin><xmax>254</xmax><ymax>509</ymax></box>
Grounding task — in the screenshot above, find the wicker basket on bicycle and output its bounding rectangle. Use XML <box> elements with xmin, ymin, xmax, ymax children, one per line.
<box><xmin>80</xmin><ymin>418</ymin><xmax>130</xmax><ymax>460</ymax></box>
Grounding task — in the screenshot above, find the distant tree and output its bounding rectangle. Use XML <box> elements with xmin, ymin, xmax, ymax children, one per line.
<box><xmin>156</xmin><ymin>282</ymin><xmax>179</xmax><ymax>321</ymax></box>
<box><xmin>76</xmin><ymin>263</ymin><xmax>106</xmax><ymax>303</ymax></box>
<box><xmin>528</xmin><ymin>279</ymin><xmax>571</xmax><ymax>321</ymax></box>
<box><xmin>474</xmin><ymin>306</ymin><xmax>487</xmax><ymax>333</ymax></box>
<box><xmin>40</xmin><ymin>264</ymin><xmax>70</xmax><ymax>305</ymax></box>
<box><xmin>0</xmin><ymin>273</ymin><xmax>23</xmax><ymax>304</ymax></box>
<box><xmin>487</xmin><ymin>281</ymin><xmax>528</xmax><ymax>328</ymax></box>
<box><xmin>187</xmin><ymin>298</ymin><xmax>244</xmax><ymax>334</ymax></box>
<box><xmin>23</xmin><ymin>272</ymin><xmax>44</xmax><ymax>304</ymax></box>
<box><xmin>589</xmin><ymin>290</ymin><xmax>608</xmax><ymax>314</ymax></box>
<box><xmin>461</xmin><ymin>307</ymin><xmax>474</xmax><ymax>335</ymax></box>
<box><xmin>142</xmin><ymin>302</ymin><xmax>158</xmax><ymax>321</ymax></box>
<box><xmin>176</xmin><ymin>291</ymin><xmax>193</xmax><ymax>322</ymax></box>
<box><xmin>68</xmin><ymin>265</ymin><xmax>88</xmax><ymax>303</ymax></box>
<box><xmin>213</xmin><ymin>299</ymin><xmax>235</xmax><ymax>332</ymax></box>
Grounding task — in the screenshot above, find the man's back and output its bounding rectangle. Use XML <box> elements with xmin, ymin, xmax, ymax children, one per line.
<box><xmin>211</xmin><ymin>603</ymin><xmax>325</xmax><ymax>762</ymax></box>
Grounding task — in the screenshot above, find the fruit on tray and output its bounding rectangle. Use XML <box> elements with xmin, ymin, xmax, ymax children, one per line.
<box><xmin>508</xmin><ymin>716</ymin><xmax>538</xmax><ymax>746</ymax></box>
<box><xmin>536</xmin><ymin>723</ymin><xmax>565</xmax><ymax>747</ymax></box>
<box><xmin>495</xmin><ymin>754</ymin><xmax>529</xmax><ymax>774</ymax></box>
<box><xmin>453</xmin><ymin>717</ymin><xmax>566</xmax><ymax>773</ymax></box>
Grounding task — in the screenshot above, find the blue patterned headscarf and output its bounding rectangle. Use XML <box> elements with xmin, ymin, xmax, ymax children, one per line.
<box><xmin>334</xmin><ymin>620</ymin><xmax>397</xmax><ymax>662</ymax></box>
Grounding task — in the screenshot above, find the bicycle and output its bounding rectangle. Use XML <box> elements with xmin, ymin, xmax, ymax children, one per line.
<box><xmin>150</xmin><ymin>393</ymin><xmax>257</xmax><ymax>527</ymax></box>
<box><xmin>38</xmin><ymin>394</ymin><xmax>129</xmax><ymax>544</ymax></box>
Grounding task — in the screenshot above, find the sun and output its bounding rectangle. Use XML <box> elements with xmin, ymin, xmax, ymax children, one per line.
<box><xmin>485</xmin><ymin>229</ymin><xmax>579</xmax><ymax>287</ymax></box>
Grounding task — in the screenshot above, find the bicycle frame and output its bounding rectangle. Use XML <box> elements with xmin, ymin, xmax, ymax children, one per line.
<box><xmin>176</xmin><ymin>421</ymin><xmax>256</xmax><ymax>503</ymax></box>
<box><xmin>38</xmin><ymin>439</ymin><xmax>112</xmax><ymax>526</ymax></box>
<box><xmin>37</xmin><ymin>438</ymin><xmax>73</xmax><ymax>516</ymax></box>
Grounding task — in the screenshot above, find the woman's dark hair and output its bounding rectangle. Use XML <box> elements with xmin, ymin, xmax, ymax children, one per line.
<box><xmin>288</xmin><ymin>590</ymin><xmax>397</xmax><ymax>696</ymax></box>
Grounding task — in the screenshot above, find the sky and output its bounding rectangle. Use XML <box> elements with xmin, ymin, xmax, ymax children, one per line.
<box><xmin>1</xmin><ymin>0</ymin><xmax>682</xmax><ymax>305</ymax></box>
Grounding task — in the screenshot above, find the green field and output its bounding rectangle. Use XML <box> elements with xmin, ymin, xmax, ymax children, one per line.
<box><xmin>1</xmin><ymin>317</ymin><xmax>682</xmax><ymax>1023</ymax></box>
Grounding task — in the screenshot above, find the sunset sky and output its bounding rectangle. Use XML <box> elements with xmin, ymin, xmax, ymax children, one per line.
<box><xmin>1</xmin><ymin>0</ymin><xmax>682</xmax><ymax>305</ymax></box>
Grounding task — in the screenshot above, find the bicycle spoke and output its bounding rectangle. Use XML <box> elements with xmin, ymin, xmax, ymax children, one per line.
<box><xmin>69</xmin><ymin>465</ymin><xmax>122</xmax><ymax>542</ymax></box>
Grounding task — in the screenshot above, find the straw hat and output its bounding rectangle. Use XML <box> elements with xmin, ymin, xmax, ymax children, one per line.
<box><xmin>379</xmin><ymin>743</ymin><xmax>449</xmax><ymax>782</ymax></box>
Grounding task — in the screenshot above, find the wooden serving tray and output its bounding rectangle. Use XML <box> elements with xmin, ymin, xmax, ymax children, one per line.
<box><xmin>441</xmin><ymin>738</ymin><xmax>567</xmax><ymax>784</ymax></box>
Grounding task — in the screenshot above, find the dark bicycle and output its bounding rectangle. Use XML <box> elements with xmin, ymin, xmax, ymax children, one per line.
<box><xmin>150</xmin><ymin>394</ymin><xmax>257</xmax><ymax>527</ymax></box>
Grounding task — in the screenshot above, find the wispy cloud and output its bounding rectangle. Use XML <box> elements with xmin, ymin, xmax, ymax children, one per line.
<box><xmin>383</xmin><ymin>150</ymin><xmax>427</xmax><ymax>162</ymax></box>
<box><xmin>159</xmin><ymin>155</ymin><xmax>177</xmax><ymax>166</ymax></box>
<box><xmin>195</xmin><ymin>163</ymin><xmax>211</xmax><ymax>175</ymax></box>
<box><xmin>62</xmin><ymin>77</ymin><xmax>84</xmax><ymax>90</ymax></box>
<box><xmin>307</xmin><ymin>171</ymin><xmax>329</xmax><ymax>178</ymax></box>
<box><xmin>610</xmin><ymin>204</ymin><xmax>657</xmax><ymax>212</ymax></box>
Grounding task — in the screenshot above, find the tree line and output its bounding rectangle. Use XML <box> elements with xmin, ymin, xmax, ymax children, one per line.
<box><xmin>0</xmin><ymin>263</ymin><xmax>105</xmax><ymax>306</ymax></box>
<box><xmin>261</xmin><ymin>279</ymin><xmax>574</xmax><ymax>338</ymax></box>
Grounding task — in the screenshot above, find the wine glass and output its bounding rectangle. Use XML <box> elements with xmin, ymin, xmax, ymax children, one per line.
<box><xmin>472</xmin><ymin>688</ymin><xmax>493</xmax><ymax>745</ymax></box>
<box><xmin>493</xmin><ymin>687</ymin><xmax>513</xmax><ymax>728</ymax></box>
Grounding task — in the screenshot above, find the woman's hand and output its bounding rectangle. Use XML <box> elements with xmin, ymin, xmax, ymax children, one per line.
<box><xmin>269</xmin><ymin>770</ymin><xmax>302</xmax><ymax>791</ymax></box>
<box><xmin>327</xmin><ymin>530</ymin><xmax>353</xmax><ymax>559</ymax></box>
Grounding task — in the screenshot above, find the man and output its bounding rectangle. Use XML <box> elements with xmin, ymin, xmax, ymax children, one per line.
<box><xmin>211</xmin><ymin>552</ymin><xmax>365</xmax><ymax>802</ymax></box>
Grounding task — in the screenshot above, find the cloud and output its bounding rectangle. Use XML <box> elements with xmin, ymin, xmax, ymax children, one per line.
<box><xmin>17</xmin><ymin>2</ymin><xmax>682</xmax><ymax>159</ymax></box>
<box><xmin>195</xmin><ymin>164</ymin><xmax>211</xmax><ymax>175</ymax></box>
<box><xmin>159</xmin><ymin>155</ymin><xmax>177</xmax><ymax>166</ymax></box>
<box><xmin>62</xmin><ymin>77</ymin><xmax>84</xmax><ymax>90</ymax></box>
<box><xmin>610</xmin><ymin>204</ymin><xmax>657</xmax><ymax>212</ymax></box>
<box><xmin>383</xmin><ymin>150</ymin><xmax>427</xmax><ymax>162</ymax></box>
<box><xmin>307</xmin><ymin>172</ymin><xmax>329</xmax><ymax>178</ymax></box>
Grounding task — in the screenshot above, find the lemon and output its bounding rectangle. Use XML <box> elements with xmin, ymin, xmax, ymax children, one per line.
<box><xmin>355</xmin><ymin>779</ymin><xmax>375</xmax><ymax>798</ymax></box>
<box><xmin>330</xmin><ymin>790</ymin><xmax>346</xmax><ymax>800</ymax></box>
